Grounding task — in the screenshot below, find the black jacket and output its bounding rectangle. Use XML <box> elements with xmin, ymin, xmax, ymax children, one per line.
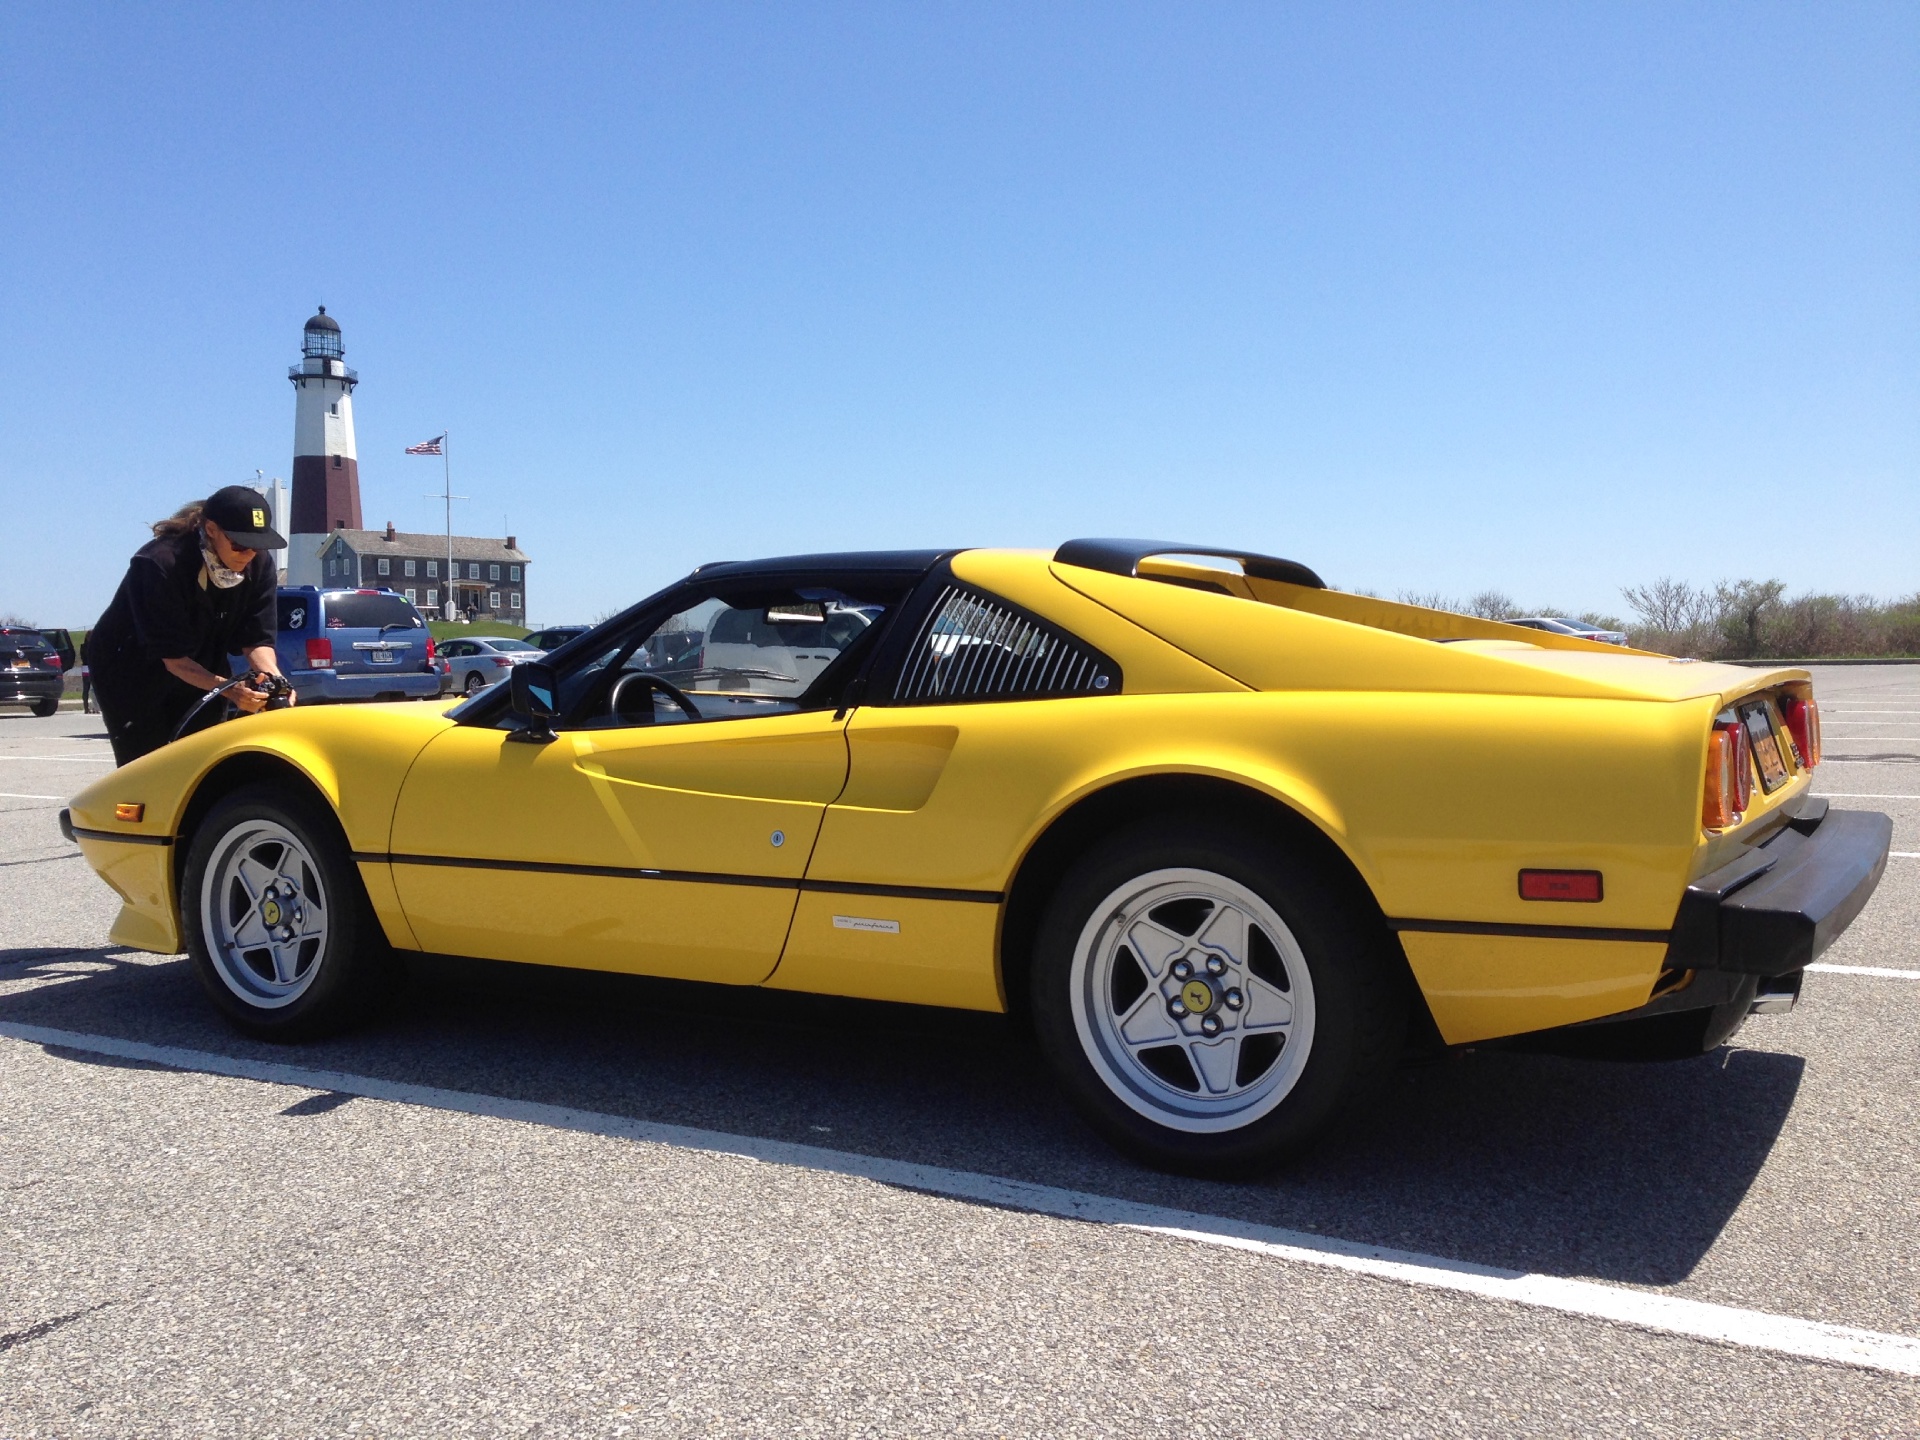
<box><xmin>86</xmin><ymin>529</ymin><xmax>276</xmax><ymax>717</ymax></box>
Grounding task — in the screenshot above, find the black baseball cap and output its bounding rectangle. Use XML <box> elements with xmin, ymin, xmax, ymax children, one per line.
<box><xmin>202</xmin><ymin>485</ymin><xmax>287</xmax><ymax>550</ymax></box>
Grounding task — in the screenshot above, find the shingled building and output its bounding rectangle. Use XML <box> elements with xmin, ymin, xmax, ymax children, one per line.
<box><xmin>315</xmin><ymin>523</ymin><xmax>531</xmax><ymax>623</ymax></box>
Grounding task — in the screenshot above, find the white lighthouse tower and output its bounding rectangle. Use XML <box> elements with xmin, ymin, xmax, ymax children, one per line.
<box><xmin>285</xmin><ymin>307</ymin><xmax>363</xmax><ymax>587</ymax></box>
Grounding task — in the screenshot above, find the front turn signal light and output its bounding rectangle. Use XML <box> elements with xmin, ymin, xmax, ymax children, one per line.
<box><xmin>114</xmin><ymin>803</ymin><xmax>144</xmax><ymax>822</ymax></box>
<box><xmin>1704</xmin><ymin>721</ymin><xmax>1752</xmax><ymax>830</ymax></box>
<box><xmin>1780</xmin><ymin>694</ymin><xmax>1821</xmax><ymax>769</ymax></box>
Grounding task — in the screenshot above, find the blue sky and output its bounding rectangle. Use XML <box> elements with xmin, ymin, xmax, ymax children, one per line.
<box><xmin>3</xmin><ymin>2</ymin><xmax>1914</xmax><ymax>627</ymax></box>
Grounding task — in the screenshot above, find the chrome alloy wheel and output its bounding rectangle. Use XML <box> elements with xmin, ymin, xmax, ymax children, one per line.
<box><xmin>1069</xmin><ymin>868</ymin><xmax>1315</xmax><ymax>1133</ymax></box>
<box><xmin>199</xmin><ymin>819</ymin><xmax>330</xmax><ymax>1009</ymax></box>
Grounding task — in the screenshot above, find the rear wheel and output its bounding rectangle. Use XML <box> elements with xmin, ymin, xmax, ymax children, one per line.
<box><xmin>181</xmin><ymin>785</ymin><xmax>392</xmax><ymax>1039</ymax></box>
<box><xmin>1030</xmin><ymin>817</ymin><xmax>1405</xmax><ymax>1176</ymax></box>
<box><xmin>31</xmin><ymin>696</ymin><xmax>58</xmax><ymax>717</ymax></box>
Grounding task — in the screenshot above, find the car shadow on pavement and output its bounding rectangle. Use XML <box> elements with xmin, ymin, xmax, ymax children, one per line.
<box><xmin>0</xmin><ymin>946</ymin><xmax>1800</xmax><ymax>1288</ymax></box>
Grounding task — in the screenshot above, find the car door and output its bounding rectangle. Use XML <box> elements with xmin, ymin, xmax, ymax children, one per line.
<box><xmin>387</xmin><ymin>585</ymin><xmax>887</xmax><ymax>984</ymax></box>
<box><xmin>770</xmin><ymin>574</ymin><xmax>1125</xmax><ymax>1010</ymax></box>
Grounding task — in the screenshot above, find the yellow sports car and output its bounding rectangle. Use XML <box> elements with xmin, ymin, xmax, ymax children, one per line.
<box><xmin>63</xmin><ymin>541</ymin><xmax>1892</xmax><ymax>1173</ymax></box>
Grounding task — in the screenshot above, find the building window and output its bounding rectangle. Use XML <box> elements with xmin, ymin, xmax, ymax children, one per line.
<box><xmin>509</xmin><ymin>592</ymin><xmax>522</xmax><ymax>611</ymax></box>
<box><xmin>332</xmin><ymin>455</ymin><xmax>342</xmax><ymax>469</ymax></box>
<box><xmin>509</xmin><ymin>565</ymin><xmax>521</xmax><ymax>581</ymax></box>
<box><xmin>469</xmin><ymin>562</ymin><xmax>480</xmax><ymax>579</ymax></box>
<box><xmin>405</xmin><ymin>589</ymin><xmax>416</xmax><ymax>604</ymax></box>
<box><xmin>489</xmin><ymin>564</ymin><xmax>501</xmax><ymax>581</ymax></box>
<box><xmin>377</xmin><ymin>558</ymin><xmax>390</xmax><ymax>576</ymax></box>
<box><xmin>423</xmin><ymin>560</ymin><xmax>435</xmax><ymax>578</ymax></box>
<box><xmin>488</xmin><ymin>590</ymin><xmax>501</xmax><ymax>609</ymax></box>
<box><xmin>404</xmin><ymin>559</ymin><xmax>416</xmax><ymax>577</ymax></box>
<box><xmin>427</xmin><ymin>589</ymin><xmax>438</xmax><ymax>606</ymax></box>
<box><xmin>328</xmin><ymin>402</ymin><xmax>338</xmax><ymax>416</ymax></box>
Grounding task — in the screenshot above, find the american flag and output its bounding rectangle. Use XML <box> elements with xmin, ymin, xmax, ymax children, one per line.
<box><xmin>405</xmin><ymin>435</ymin><xmax>445</xmax><ymax>455</ymax></box>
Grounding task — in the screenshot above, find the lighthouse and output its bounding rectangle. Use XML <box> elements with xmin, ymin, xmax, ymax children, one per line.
<box><xmin>284</xmin><ymin>307</ymin><xmax>362</xmax><ymax>586</ymax></box>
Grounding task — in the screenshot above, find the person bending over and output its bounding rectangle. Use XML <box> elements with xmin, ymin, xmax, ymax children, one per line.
<box><xmin>86</xmin><ymin>486</ymin><xmax>295</xmax><ymax>766</ymax></box>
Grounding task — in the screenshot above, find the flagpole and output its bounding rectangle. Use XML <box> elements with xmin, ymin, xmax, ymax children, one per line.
<box><xmin>443</xmin><ymin>432</ymin><xmax>453</xmax><ymax>621</ymax></box>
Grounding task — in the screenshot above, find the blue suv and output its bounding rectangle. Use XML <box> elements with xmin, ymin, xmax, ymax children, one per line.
<box><xmin>250</xmin><ymin>587</ymin><xmax>443</xmax><ymax>703</ymax></box>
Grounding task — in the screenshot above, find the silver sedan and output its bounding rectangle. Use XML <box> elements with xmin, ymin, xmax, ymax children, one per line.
<box><xmin>438</xmin><ymin>636</ymin><xmax>548</xmax><ymax>696</ymax></box>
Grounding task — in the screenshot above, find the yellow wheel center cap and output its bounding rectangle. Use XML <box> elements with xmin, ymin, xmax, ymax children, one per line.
<box><xmin>1180</xmin><ymin>978</ymin><xmax>1214</xmax><ymax>1014</ymax></box>
<box><xmin>261</xmin><ymin>899</ymin><xmax>283</xmax><ymax>926</ymax></box>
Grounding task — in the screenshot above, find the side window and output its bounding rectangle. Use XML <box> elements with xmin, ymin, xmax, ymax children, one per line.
<box><xmin>555</xmin><ymin>588</ymin><xmax>892</xmax><ymax>730</ymax></box>
<box><xmin>889</xmin><ymin>584</ymin><xmax>1120</xmax><ymax>704</ymax></box>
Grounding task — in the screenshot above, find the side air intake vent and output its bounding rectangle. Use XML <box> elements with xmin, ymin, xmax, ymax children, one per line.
<box><xmin>892</xmin><ymin>585</ymin><xmax>1121</xmax><ymax>704</ymax></box>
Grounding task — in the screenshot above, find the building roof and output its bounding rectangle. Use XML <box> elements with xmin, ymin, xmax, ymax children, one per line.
<box><xmin>324</xmin><ymin>529</ymin><xmax>529</xmax><ymax>563</ymax></box>
<box><xmin>304</xmin><ymin>307</ymin><xmax>341</xmax><ymax>333</ymax></box>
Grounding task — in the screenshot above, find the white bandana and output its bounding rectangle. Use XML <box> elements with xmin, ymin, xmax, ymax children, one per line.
<box><xmin>201</xmin><ymin>534</ymin><xmax>248</xmax><ymax>590</ymax></box>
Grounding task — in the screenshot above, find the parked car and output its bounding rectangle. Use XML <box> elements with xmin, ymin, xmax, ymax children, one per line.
<box><xmin>439</xmin><ymin>636</ymin><xmax>548</xmax><ymax>696</ymax></box>
<box><xmin>63</xmin><ymin>539</ymin><xmax>1888</xmax><ymax>1175</ymax></box>
<box><xmin>0</xmin><ymin>627</ymin><xmax>64</xmax><ymax>716</ymax></box>
<box><xmin>256</xmin><ymin>587</ymin><xmax>442</xmax><ymax>704</ymax></box>
<box><xmin>524</xmin><ymin>626</ymin><xmax>591</xmax><ymax>653</ymax></box>
<box><xmin>1508</xmin><ymin>616</ymin><xmax>1629</xmax><ymax>646</ymax></box>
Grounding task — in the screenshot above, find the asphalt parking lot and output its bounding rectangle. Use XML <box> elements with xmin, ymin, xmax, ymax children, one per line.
<box><xmin>2</xmin><ymin>667</ymin><xmax>1917</xmax><ymax>1437</ymax></box>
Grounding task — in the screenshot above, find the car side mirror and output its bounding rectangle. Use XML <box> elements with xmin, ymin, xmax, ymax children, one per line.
<box><xmin>507</xmin><ymin>661</ymin><xmax>559</xmax><ymax>744</ymax></box>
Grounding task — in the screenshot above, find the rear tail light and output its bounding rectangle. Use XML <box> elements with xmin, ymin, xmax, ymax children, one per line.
<box><xmin>44</xmin><ymin>653</ymin><xmax>62</xmax><ymax>670</ymax></box>
<box><xmin>1780</xmin><ymin>694</ymin><xmax>1821</xmax><ymax>768</ymax></box>
<box><xmin>305</xmin><ymin>638</ymin><xmax>334</xmax><ymax>669</ymax></box>
<box><xmin>425</xmin><ymin>637</ymin><xmax>437</xmax><ymax>660</ymax></box>
<box><xmin>491</xmin><ymin>656</ymin><xmax>512</xmax><ymax>667</ymax></box>
<box><xmin>1704</xmin><ymin>720</ymin><xmax>1753</xmax><ymax>829</ymax></box>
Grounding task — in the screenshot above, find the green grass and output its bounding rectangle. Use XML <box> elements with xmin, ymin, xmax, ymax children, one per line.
<box><xmin>428</xmin><ymin>618</ymin><xmax>529</xmax><ymax>642</ymax></box>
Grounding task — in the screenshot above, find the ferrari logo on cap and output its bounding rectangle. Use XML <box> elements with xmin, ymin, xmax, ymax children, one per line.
<box><xmin>252</xmin><ymin>508</ymin><xmax>266</xmax><ymax>528</ymax></box>
<box><xmin>1180</xmin><ymin>979</ymin><xmax>1214</xmax><ymax>1014</ymax></box>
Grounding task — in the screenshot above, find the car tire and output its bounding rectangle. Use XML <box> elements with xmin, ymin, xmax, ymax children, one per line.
<box><xmin>1030</xmin><ymin>815</ymin><xmax>1406</xmax><ymax>1177</ymax></box>
<box><xmin>31</xmin><ymin>697</ymin><xmax>58</xmax><ymax>717</ymax></box>
<box><xmin>463</xmin><ymin>672</ymin><xmax>485</xmax><ymax>695</ymax></box>
<box><xmin>180</xmin><ymin>784</ymin><xmax>394</xmax><ymax>1041</ymax></box>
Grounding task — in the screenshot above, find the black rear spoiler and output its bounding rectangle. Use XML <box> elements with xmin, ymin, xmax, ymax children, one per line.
<box><xmin>1053</xmin><ymin>539</ymin><xmax>1325</xmax><ymax>591</ymax></box>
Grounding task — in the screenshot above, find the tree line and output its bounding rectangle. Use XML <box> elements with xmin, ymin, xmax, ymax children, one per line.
<box><xmin>1392</xmin><ymin>582</ymin><xmax>1920</xmax><ymax>659</ymax></box>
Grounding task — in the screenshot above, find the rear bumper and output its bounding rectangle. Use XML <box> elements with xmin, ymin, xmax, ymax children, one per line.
<box><xmin>290</xmin><ymin>670</ymin><xmax>443</xmax><ymax>701</ymax></box>
<box><xmin>1667</xmin><ymin>800</ymin><xmax>1892</xmax><ymax>977</ymax></box>
<box><xmin>0</xmin><ymin>673</ymin><xmax>63</xmax><ymax>701</ymax></box>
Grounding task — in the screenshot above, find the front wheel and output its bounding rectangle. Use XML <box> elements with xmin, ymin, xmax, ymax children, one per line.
<box><xmin>1030</xmin><ymin>818</ymin><xmax>1405</xmax><ymax>1176</ymax></box>
<box><xmin>463</xmin><ymin>671</ymin><xmax>486</xmax><ymax>695</ymax></box>
<box><xmin>181</xmin><ymin>785</ymin><xmax>392</xmax><ymax>1039</ymax></box>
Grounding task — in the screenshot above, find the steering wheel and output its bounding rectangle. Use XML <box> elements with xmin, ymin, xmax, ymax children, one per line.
<box><xmin>607</xmin><ymin>670</ymin><xmax>704</xmax><ymax>725</ymax></box>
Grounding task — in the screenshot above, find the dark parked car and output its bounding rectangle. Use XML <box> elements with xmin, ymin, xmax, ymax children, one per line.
<box><xmin>248</xmin><ymin>587</ymin><xmax>443</xmax><ymax>703</ymax></box>
<box><xmin>0</xmin><ymin>627</ymin><xmax>65</xmax><ymax>716</ymax></box>
<box><xmin>524</xmin><ymin>625</ymin><xmax>590</xmax><ymax>653</ymax></box>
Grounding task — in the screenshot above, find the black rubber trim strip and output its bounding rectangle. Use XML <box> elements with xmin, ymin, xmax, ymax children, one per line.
<box><xmin>69</xmin><ymin>825</ymin><xmax>173</xmax><ymax>848</ymax></box>
<box><xmin>800</xmin><ymin>878</ymin><xmax>1003</xmax><ymax>905</ymax></box>
<box><xmin>1389</xmin><ymin>917</ymin><xmax>1672</xmax><ymax>944</ymax></box>
<box><xmin>358</xmin><ymin>851</ymin><xmax>1004</xmax><ymax>905</ymax></box>
<box><xmin>375</xmin><ymin>852</ymin><xmax>797</xmax><ymax>890</ymax></box>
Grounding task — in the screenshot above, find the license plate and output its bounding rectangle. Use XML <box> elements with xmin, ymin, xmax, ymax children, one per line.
<box><xmin>369</xmin><ymin>648</ymin><xmax>397</xmax><ymax>664</ymax></box>
<box><xmin>9</xmin><ymin>659</ymin><xmax>27</xmax><ymax>670</ymax></box>
<box><xmin>1741</xmin><ymin>702</ymin><xmax>1790</xmax><ymax>792</ymax></box>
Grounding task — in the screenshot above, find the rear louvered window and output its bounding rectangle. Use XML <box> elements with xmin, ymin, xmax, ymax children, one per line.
<box><xmin>890</xmin><ymin>585</ymin><xmax>1120</xmax><ymax>704</ymax></box>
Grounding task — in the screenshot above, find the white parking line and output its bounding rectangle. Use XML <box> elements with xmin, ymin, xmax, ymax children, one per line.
<box><xmin>1891</xmin><ymin>852</ymin><xmax>1920</xmax><ymax>859</ymax></box>
<box><xmin>0</xmin><ymin>755</ymin><xmax>112</xmax><ymax>763</ymax></box>
<box><xmin>2</xmin><ymin>1022</ymin><xmax>1916</xmax><ymax>1379</ymax></box>
<box><xmin>1808</xmin><ymin>963</ymin><xmax>1920</xmax><ymax>980</ymax></box>
<box><xmin>0</xmin><ymin>792</ymin><xmax>67</xmax><ymax>801</ymax></box>
<box><xmin>1813</xmin><ymin>793</ymin><xmax>1920</xmax><ymax>800</ymax></box>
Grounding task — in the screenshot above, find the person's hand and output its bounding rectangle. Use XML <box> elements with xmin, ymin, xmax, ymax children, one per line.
<box><xmin>230</xmin><ymin>677</ymin><xmax>270</xmax><ymax>714</ymax></box>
